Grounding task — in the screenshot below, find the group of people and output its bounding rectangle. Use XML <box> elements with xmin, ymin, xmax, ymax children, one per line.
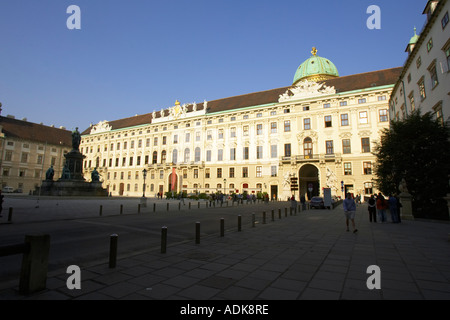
<box><xmin>367</xmin><ymin>193</ymin><xmax>402</xmax><ymax>223</ymax></box>
<box><xmin>343</xmin><ymin>192</ymin><xmax>402</xmax><ymax>234</ymax></box>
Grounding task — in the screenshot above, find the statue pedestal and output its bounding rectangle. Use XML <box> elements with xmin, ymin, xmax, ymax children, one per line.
<box><xmin>40</xmin><ymin>180</ymin><xmax>108</xmax><ymax>197</ymax></box>
<box><xmin>399</xmin><ymin>192</ymin><xmax>414</xmax><ymax>220</ymax></box>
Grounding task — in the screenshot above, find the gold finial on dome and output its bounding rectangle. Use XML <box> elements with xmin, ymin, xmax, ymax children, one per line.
<box><xmin>311</xmin><ymin>47</ymin><xmax>317</xmax><ymax>56</ymax></box>
<box><xmin>175</xmin><ymin>100</ymin><xmax>180</xmax><ymax>105</ymax></box>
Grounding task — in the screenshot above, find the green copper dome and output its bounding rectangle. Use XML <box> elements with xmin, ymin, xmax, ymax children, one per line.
<box><xmin>293</xmin><ymin>47</ymin><xmax>339</xmax><ymax>85</ymax></box>
<box><xmin>409</xmin><ymin>27</ymin><xmax>419</xmax><ymax>44</ymax></box>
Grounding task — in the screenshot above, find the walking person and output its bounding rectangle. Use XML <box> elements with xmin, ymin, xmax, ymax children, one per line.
<box><xmin>368</xmin><ymin>194</ymin><xmax>377</xmax><ymax>222</ymax></box>
<box><xmin>343</xmin><ymin>193</ymin><xmax>358</xmax><ymax>233</ymax></box>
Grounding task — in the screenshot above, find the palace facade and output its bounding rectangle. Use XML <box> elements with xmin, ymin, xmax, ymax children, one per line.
<box><xmin>0</xmin><ymin>115</ymin><xmax>72</xmax><ymax>193</ymax></box>
<box><xmin>80</xmin><ymin>49</ymin><xmax>402</xmax><ymax>200</ymax></box>
<box><xmin>390</xmin><ymin>0</ymin><xmax>449</xmax><ymax>124</ymax></box>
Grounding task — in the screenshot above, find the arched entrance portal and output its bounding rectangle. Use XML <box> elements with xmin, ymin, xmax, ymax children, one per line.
<box><xmin>299</xmin><ymin>164</ymin><xmax>320</xmax><ymax>200</ymax></box>
<box><xmin>167</xmin><ymin>173</ymin><xmax>178</xmax><ymax>193</ymax></box>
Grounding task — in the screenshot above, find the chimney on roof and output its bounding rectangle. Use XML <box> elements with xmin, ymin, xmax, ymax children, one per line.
<box><xmin>22</xmin><ymin>118</ymin><xmax>27</xmax><ymax>121</ymax></box>
<box><xmin>60</xmin><ymin>126</ymin><xmax>66</xmax><ymax>130</ymax></box>
<box><xmin>6</xmin><ymin>115</ymin><xmax>15</xmax><ymax>119</ymax></box>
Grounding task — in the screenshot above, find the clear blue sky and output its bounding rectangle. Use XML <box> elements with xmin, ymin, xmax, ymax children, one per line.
<box><xmin>0</xmin><ymin>0</ymin><xmax>426</xmax><ymax>132</ymax></box>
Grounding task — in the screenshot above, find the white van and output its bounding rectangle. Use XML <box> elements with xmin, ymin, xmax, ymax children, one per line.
<box><xmin>2</xmin><ymin>186</ymin><xmax>14</xmax><ymax>193</ymax></box>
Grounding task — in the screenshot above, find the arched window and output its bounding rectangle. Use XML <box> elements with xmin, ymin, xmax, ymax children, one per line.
<box><xmin>172</xmin><ymin>149</ymin><xmax>178</xmax><ymax>164</ymax></box>
<box><xmin>195</xmin><ymin>147</ymin><xmax>201</xmax><ymax>162</ymax></box>
<box><xmin>304</xmin><ymin>137</ymin><xmax>313</xmax><ymax>157</ymax></box>
<box><xmin>161</xmin><ymin>150</ymin><xmax>166</xmax><ymax>164</ymax></box>
<box><xmin>217</xmin><ymin>183</ymin><xmax>222</xmax><ymax>190</ymax></box>
<box><xmin>152</xmin><ymin>151</ymin><xmax>158</xmax><ymax>164</ymax></box>
<box><xmin>184</xmin><ymin>148</ymin><xmax>190</xmax><ymax>163</ymax></box>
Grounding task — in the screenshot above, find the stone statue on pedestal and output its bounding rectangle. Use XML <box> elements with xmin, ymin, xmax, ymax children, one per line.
<box><xmin>45</xmin><ymin>165</ymin><xmax>54</xmax><ymax>181</ymax></box>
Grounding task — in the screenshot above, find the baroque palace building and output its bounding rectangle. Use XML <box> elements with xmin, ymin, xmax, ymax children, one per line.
<box><xmin>80</xmin><ymin>48</ymin><xmax>402</xmax><ymax>200</ymax></box>
<box><xmin>390</xmin><ymin>0</ymin><xmax>449</xmax><ymax>123</ymax></box>
<box><xmin>0</xmin><ymin>114</ymin><xmax>72</xmax><ymax>193</ymax></box>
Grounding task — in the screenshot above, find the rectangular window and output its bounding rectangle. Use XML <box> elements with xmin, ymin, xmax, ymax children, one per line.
<box><xmin>361</xmin><ymin>138</ymin><xmax>371</xmax><ymax>153</ymax></box>
<box><xmin>205</xmin><ymin>168</ymin><xmax>210</xmax><ymax>179</ymax></box>
<box><xmin>271</xmin><ymin>122</ymin><xmax>277</xmax><ymax>134</ymax></box>
<box><xmin>230</xmin><ymin>127</ymin><xmax>236</xmax><ymax>138</ymax></box>
<box><xmin>342</xmin><ymin>139</ymin><xmax>351</xmax><ymax>154</ymax></box>
<box><xmin>324</xmin><ymin>116</ymin><xmax>332</xmax><ymax>128</ymax></box>
<box><xmin>271</xmin><ymin>145</ymin><xmax>277</xmax><ymax>158</ymax></box>
<box><xmin>284</xmin><ymin>144</ymin><xmax>291</xmax><ymax>157</ymax></box>
<box><xmin>256</xmin><ymin>124</ymin><xmax>263</xmax><ymax>135</ymax></box>
<box><xmin>363</xmin><ymin>162</ymin><xmax>372</xmax><ymax>175</ymax></box>
<box><xmin>365</xmin><ymin>182</ymin><xmax>373</xmax><ymax>195</ymax></box>
<box><xmin>304</xmin><ymin>118</ymin><xmax>311</xmax><ymax>130</ymax></box>
<box><xmin>230</xmin><ymin>148</ymin><xmax>236</xmax><ymax>161</ymax></box>
<box><xmin>340</xmin><ymin>101</ymin><xmax>347</xmax><ymax>106</ymax></box>
<box><xmin>229</xmin><ymin>167</ymin><xmax>235</xmax><ymax>178</ymax></box>
<box><xmin>344</xmin><ymin>162</ymin><xmax>352</xmax><ymax>175</ymax></box>
<box><xmin>323</xmin><ymin>103</ymin><xmax>331</xmax><ymax>108</ymax></box>
<box><xmin>341</xmin><ymin>114</ymin><xmax>349</xmax><ymax>126</ymax></box>
<box><xmin>270</xmin><ymin>111</ymin><xmax>277</xmax><ymax>116</ymax></box>
<box><xmin>173</xmin><ymin>134</ymin><xmax>178</xmax><ymax>144</ymax></box>
<box><xmin>427</xmin><ymin>38</ymin><xmax>433</xmax><ymax>52</ymax></box>
<box><xmin>378</xmin><ymin>96</ymin><xmax>386</xmax><ymax>101</ymax></box>
<box><xmin>243</xmin><ymin>167</ymin><xmax>248</xmax><ymax>178</ymax></box>
<box><xmin>218</xmin><ymin>149</ymin><xmax>223</xmax><ymax>161</ymax></box>
<box><xmin>194</xmin><ymin>169</ymin><xmax>199</xmax><ymax>179</ymax></box>
<box><xmin>243</xmin><ymin>147</ymin><xmax>249</xmax><ymax>160</ymax></box>
<box><xmin>153</xmin><ymin>137</ymin><xmax>158</xmax><ymax>146</ymax></box>
<box><xmin>4</xmin><ymin>151</ymin><xmax>12</xmax><ymax>162</ymax></box>
<box><xmin>256</xmin><ymin>146</ymin><xmax>263</xmax><ymax>159</ymax></box>
<box><xmin>442</xmin><ymin>11</ymin><xmax>449</xmax><ymax>29</ymax></box>
<box><xmin>206</xmin><ymin>150</ymin><xmax>211</xmax><ymax>162</ymax></box>
<box><xmin>256</xmin><ymin>166</ymin><xmax>262</xmax><ymax>178</ymax></box>
<box><xmin>326</xmin><ymin>141</ymin><xmax>334</xmax><ymax>154</ymax></box>
<box><xmin>207</xmin><ymin>130</ymin><xmax>212</xmax><ymax>140</ymax></box>
<box><xmin>243</xmin><ymin>126</ymin><xmax>249</xmax><ymax>136</ymax></box>
<box><xmin>429</xmin><ymin>63</ymin><xmax>439</xmax><ymax>89</ymax></box>
<box><xmin>358</xmin><ymin>98</ymin><xmax>367</xmax><ymax>104</ymax></box>
<box><xmin>359</xmin><ymin>111</ymin><xmax>368</xmax><ymax>124</ymax></box>
<box><xmin>218</xmin><ymin>129</ymin><xmax>223</xmax><ymax>140</ymax></box>
<box><xmin>445</xmin><ymin>46</ymin><xmax>450</xmax><ymax>71</ymax></box>
<box><xmin>160</xmin><ymin>170</ymin><xmax>164</xmax><ymax>179</ymax></box>
<box><xmin>284</xmin><ymin>120</ymin><xmax>291</xmax><ymax>132</ymax></box>
<box><xmin>271</xmin><ymin>166</ymin><xmax>277</xmax><ymax>177</ymax></box>
<box><xmin>418</xmin><ymin>78</ymin><xmax>426</xmax><ymax>100</ymax></box>
<box><xmin>196</xmin><ymin>132</ymin><xmax>201</xmax><ymax>141</ymax></box>
<box><xmin>21</xmin><ymin>153</ymin><xmax>28</xmax><ymax>163</ymax></box>
<box><xmin>416</xmin><ymin>56</ymin><xmax>422</xmax><ymax>68</ymax></box>
<box><xmin>379</xmin><ymin>109</ymin><xmax>389</xmax><ymax>122</ymax></box>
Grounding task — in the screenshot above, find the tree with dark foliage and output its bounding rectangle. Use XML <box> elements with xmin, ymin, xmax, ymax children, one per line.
<box><xmin>373</xmin><ymin>110</ymin><xmax>450</xmax><ymax>220</ymax></box>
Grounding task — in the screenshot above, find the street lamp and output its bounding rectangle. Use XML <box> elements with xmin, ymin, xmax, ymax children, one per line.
<box><xmin>224</xmin><ymin>179</ymin><xmax>227</xmax><ymax>194</ymax></box>
<box><xmin>142</xmin><ymin>168</ymin><xmax>147</xmax><ymax>197</ymax></box>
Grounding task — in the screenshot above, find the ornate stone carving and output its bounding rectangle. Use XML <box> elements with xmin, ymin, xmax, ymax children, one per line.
<box><xmin>90</xmin><ymin>121</ymin><xmax>112</xmax><ymax>134</ymax></box>
<box><xmin>279</xmin><ymin>80</ymin><xmax>336</xmax><ymax>102</ymax></box>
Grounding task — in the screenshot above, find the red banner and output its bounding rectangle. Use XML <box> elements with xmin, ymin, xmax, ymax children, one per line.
<box><xmin>171</xmin><ymin>167</ymin><xmax>176</xmax><ymax>191</ymax></box>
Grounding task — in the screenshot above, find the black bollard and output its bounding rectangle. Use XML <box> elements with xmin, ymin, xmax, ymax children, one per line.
<box><xmin>8</xmin><ymin>207</ymin><xmax>13</xmax><ymax>222</ymax></box>
<box><xmin>252</xmin><ymin>213</ymin><xmax>256</xmax><ymax>228</ymax></box>
<box><xmin>271</xmin><ymin>210</ymin><xmax>275</xmax><ymax>222</ymax></box>
<box><xmin>161</xmin><ymin>227</ymin><xmax>167</xmax><ymax>254</ymax></box>
<box><xmin>263</xmin><ymin>211</ymin><xmax>266</xmax><ymax>224</ymax></box>
<box><xmin>109</xmin><ymin>234</ymin><xmax>118</xmax><ymax>268</ymax></box>
<box><xmin>138</xmin><ymin>204</ymin><xmax>141</xmax><ymax>214</ymax></box>
<box><xmin>99</xmin><ymin>205</ymin><xmax>103</xmax><ymax>216</ymax></box>
<box><xmin>238</xmin><ymin>215</ymin><xmax>242</xmax><ymax>232</ymax></box>
<box><xmin>220</xmin><ymin>218</ymin><xmax>224</xmax><ymax>237</ymax></box>
<box><xmin>120</xmin><ymin>204</ymin><xmax>123</xmax><ymax>215</ymax></box>
<box><xmin>195</xmin><ymin>222</ymin><xmax>200</xmax><ymax>244</ymax></box>
<box><xmin>167</xmin><ymin>203</ymin><xmax>169</xmax><ymax>211</ymax></box>
<box><xmin>153</xmin><ymin>203</ymin><xmax>156</xmax><ymax>212</ymax></box>
<box><xmin>278</xmin><ymin>208</ymin><xmax>282</xmax><ymax>219</ymax></box>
